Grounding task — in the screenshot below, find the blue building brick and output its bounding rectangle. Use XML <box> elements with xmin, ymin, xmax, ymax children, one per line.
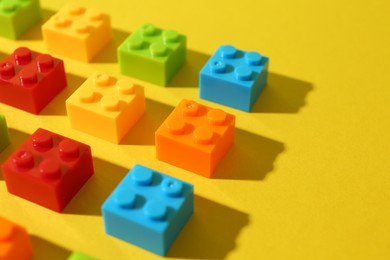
<box><xmin>101</xmin><ymin>164</ymin><xmax>193</xmax><ymax>256</ymax></box>
<box><xmin>199</xmin><ymin>45</ymin><xmax>269</xmax><ymax>112</ymax></box>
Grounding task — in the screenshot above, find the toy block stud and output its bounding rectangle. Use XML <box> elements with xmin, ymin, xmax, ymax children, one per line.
<box><xmin>66</xmin><ymin>72</ymin><xmax>145</xmax><ymax>143</ymax></box>
<box><xmin>0</xmin><ymin>114</ymin><xmax>10</xmax><ymax>152</ymax></box>
<box><xmin>102</xmin><ymin>164</ymin><xmax>193</xmax><ymax>256</ymax></box>
<box><xmin>118</xmin><ymin>23</ymin><xmax>186</xmax><ymax>86</ymax></box>
<box><xmin>0</xmin><ymin>47</ymin><xmax>67</xmax><ymax>114</ymax></box>
<box><xmin>0</xmin><ymin>0</ymin><xmax>41</xmax><ymax>39</ymax></box>
<box><xmin>155</xmin><ymin>99</ymin><xmax>235</xmax><ymax>178</ymax></box>
<box><xmin>42</xmin><ymin>3</ymin><xmax>112</xmax><ymax>62</ymax></box>
<box><xmin>200</xmin><ymin>45</ymin><xmax>269</xmax><ymax>112</ymax></box>
<box><xmin>68</xmin><ymin>251</ymin><xmax>96</xmax><ymax>260</ymax></box>
<box><xmin>0</xmin><ymin>217</ymin><xmax>33</xmax><ymax>260</ymax></box>
<box><xmin>1</xmin><ymin>128</ymin><xmax>94</xmax><ymax>212</ymax></box>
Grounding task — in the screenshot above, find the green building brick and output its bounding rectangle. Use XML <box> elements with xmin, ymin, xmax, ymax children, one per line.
<box><xmin>67</xmin><ymin>251</ymin><xmax>96</xmax><ymax>260</ymax></box>
<box><xmin>0</xmin><ymin>114</ymin><xmax>10</xmax><ymax>152</ymax></box>
<box><xmin>118</xmin><ymin>23</ymin><xmax>186</xmax><ymax>86</ymax></box>
<box><xmin>0</xmin><ymin>0</ymin><xmax>42</xmax><ymax>39</ymax></box>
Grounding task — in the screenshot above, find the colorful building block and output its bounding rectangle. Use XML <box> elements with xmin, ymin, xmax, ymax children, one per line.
<box><xmin>0</xmin><ymin>0</ymin><xmax>41</xmax><ymax>39</ymax></box>
<box><xmin>0</xmin><ymin>114</ymin><xmax>10</xmax><ymax>152</ymax></box>
<box><xmin>0</xmin><ymin>47</ymin><xmax>67</xmax><ymax>114</ymax></box>
<box><xmin>118</xmin><ymin>23</ymin><xmax>186</xmax><ymax>86</ymax></box>
<box><xmin>42</xmin><ymin>3</ymin><xmax>112</xmax><ymax>62</ymax></box>
<box><xmin>199</xmin><ymin>45</ymin><xmax>269</xmax><ymax>112</ymax></box>
<box><xmin>66</xmin><ymin>72</ymin><xmax>145</xmax><ymax>143</ymax></box>
<box><xmin>155</xmin><ymin>99</ymin><xmax>235</xmax><ymax>178</ymax></box>
<box><xmin>1</xmin><ymin>128</ymin><xmax>94</xmax><ymax>212</ymax></box>
<box><xmin>68</xmin><ymin>251</ymin><xmax>96</xmax><ymax>260</ymax></box>
<box><xmin>102</xmin><ymin>164</ymin><xmax>193</xmax><ymax>256</ymax></box>
<box><xmin>0</xmin><ymin>217</ymin><xmax>33</xmax><ymax>260</ymax></box>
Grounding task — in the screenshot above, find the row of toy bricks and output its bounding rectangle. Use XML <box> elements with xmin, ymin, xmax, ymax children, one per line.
<box><xmin>0</xmin><ymin>126</ymin><xmax>194</xmax><ymax>256</ymax></box>
<box><xmin>1</xmin><ymin>1</ymin><xmax>110</xmax><ymax>63</ymax></box>
<box><xmin>0</xmin><ymin>216</ymin><xmax>94</xmax><ymax>260</ymax></box>
<box><xmin>0</xmin><ymin>45</ymin><xmax>237</xmax><ymax>178</ymax></box>
<box><xmin>1</xmin><ymin>1</ymin><xmax>185</xmax><ymax>84</ymax></box>
<box><xmin>2</xmin><ymin>1</ymin><xmax>270</xmax><ymax>112</ymax></box>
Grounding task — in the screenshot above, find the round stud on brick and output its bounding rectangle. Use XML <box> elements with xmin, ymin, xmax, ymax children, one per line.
<box><xmin>36</xmin><ymin>54</ymin><xmax>54</xmax><ymax>72</ymax></box>
<box><xmin>12</xmin><ymin>151</ymin><xmax>34</xmax><ymax>168</ymax></box>
<box><xmin>66</xmin><ymin>3</ymin><xmax>84</xmax><ymax>15</ymax></box>
<box><xmin>0</xmin><ymin>62</ymin><xmax>15</xmax><ymax>77</ymax></box>
<box><xmin>0</xmin><ymin>221</ymin><xmax>14</xmax><ymax>241</ymax></box>
<box><xmin>33</xmin><ymin>131</ymin><xmax>53</xmax><ymax>149</ymax></box>
<box><xmin>128</xmin><ymin>36</ymin><xmax>143</xmax><ymax>50</ymax></box>
<box><xmin>144</xmin><ymin>200</ymin><xmax>167</xmax><ymax>221</ymax></box>
<box><xmin>59</xmin><ymin>139</ymin><xmax>80</xmax><ymax>160</ymax></box>
<box><xmin>93</xmin><ymin>72</ymin><xmax>110</xmax><ymax>86</ymax></box>
<box><xmin>86</xmin><ymin>8</ymin><xmax>102</xmax><ymax>21</ymax></box>
<box><xmin>235</xmin><ymin>65</ymin><xmax>252</xmax><ymax>81</ymax></box>
<box><xmin>141</xmin><ymin>24</ymin><xmax>156</xmax><ymax>36</ymax></box>
<box><xmin>19</xmin><ymin>69</ymin><xmax>38</xmax><ymax>86</ymax></box>
<box><xmin>14</xmin><ymin>47</ymin><xmax>32</xmax><ymax>64</ymax></box>
<box><xmin>78</xmin><ymin>88</ymin><xmax>95</xmax><ymax>103</ymax></box>
<box><xmin>0</xmin><ymin>2</ymin><xmax>17</xmax><ymax>12</ymax></box>
<box><xmin>161</xmin><ymin>179</ymin><xmax>183</xmax><ymax>197</ymax></box>
<box><xmin>101</xmin><ymin>95</ymin><xmax>120</xmax><ymax>111</ymax></box>
<box><xmin>114</xmin><ymin>189</ymin><xmax>136</xmax><ymax>209</ymax></box>
<box><xmin>193</xmin><ymin>126</ymin><xmax>213</xmax><ymax>145</ymax></box>
<box><xmin>52</xmin><ymin>16</ymin><xmax>70</xmax><ymax>28</ymax></box>
<box><xmin>165</xmin><ymin>118</ymin><xmax>185</xmax><ymax>135</ymax></box>
<box><xmin>116</xmin><ymin>79</ymin><xmax>135</xmax><ymax>95</ymax></box>
<box><xmin>72</xmin><ymin>20</ymin><xmax>89</xmax><ymax>34</ymax></box>
<box><xmin>219</xmin><ymin>45</ymin><xmax>237</xmax><ymax>59</ymax></box>
<box><xmin>245</xmin><ymin>52</ymin><xmax>262</xmax><ymax>66</ymax></box>
<box><xmin>162</xmin><ymin>30</ymin><xmax>179</xmax><ymax>43</ymax></box>
<box><xmin>150</xmin><ymin>43</ymin><xmax>167</xmax><ymax>57</ymax></box>
<box><xmin>39</xmin><ymin>159</ymin><xmax>61</xmax><ymax>179</ymax></box>
<box><xmin>207</xmin><ymin>109</ymin><xmax>226</xmax><ymax>126</ymax></box>
<box><xmin>180</xmin><ymin>100</ymin><xmax>199</xmax><ymax>116</ymax></box>
<box><xmin>131</xmin><ymin>168</ymin><xmax>153</xmax><ymax>186</ymax></box>
<box><xmin>209</xmin><ymin>60</ymin><xmax>226</xmax><ymax>74</ymax></box>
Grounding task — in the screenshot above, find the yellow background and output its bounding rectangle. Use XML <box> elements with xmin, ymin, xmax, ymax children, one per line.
<box><xmin>1</xmin><ymin>0</ymin><xmax>390</xmax><ymax>259</ymax></box>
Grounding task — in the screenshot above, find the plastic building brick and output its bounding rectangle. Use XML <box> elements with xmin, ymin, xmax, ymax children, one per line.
<box><xmin>68</xmin><ymin>251</ymin><xmax>96</xmax><ymax>260</ymax></box>
<box><xmin>199</xmin><ymin>45</ymin><xmax>269</xmax><ymax>112</ymax></box>
<box><xmin>0</xmin><ymin>47</ymin><xmax>67</xmax><ymax>114</ymax></box>
<box><xmin>1</xmin><ymin>128</ymin><xmax>94</xmax><ymax>212</ymax></box>
<box><xmin>0</xmin><ymin>217</ymin><xmax>33</xmax><ymax>260</ymax></box>
<box><xmin>102</xmin><ymin>164</ymin><xmax>193</xmax><ymax>256</ymax></box>
<box><xmin>66</xmin><ymin>72</ymin><xmax>145</xmax><ymax>143</ymax></box>
<box><xmin>0</xmin><ymin>0</ymin><xmax>41</xmax><ymax>39</ymax></box>
<box><xmin>118</xmin><ymin>23</ymin><xmax>186</xmax><ymax>86</ymax></box>
<box><xmin>0</xmin><ymin>114</ymin><xmax>10</xmax><ymax>152</ymax></box>
<box><xmin>155</xmin><ymin>99</ymin><xmax>235</xmax><ymax>178</ymax></box>
<box><xmin>42</xmin><ymin>3</ymin><xmax>112</xmax><ymax>62</ymax></box>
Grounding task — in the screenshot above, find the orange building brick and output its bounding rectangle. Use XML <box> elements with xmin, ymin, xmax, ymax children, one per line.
<box><xmin>155</xmin><ymin>100</ymin><xmax>235</xmax><ymax>178</ymax></box>
<box><xmin>0</xmin><ymin>217</ymin><xmax>33</xmax><ymax>260</ymax></box>
<box><xmin>66</xmin><ymin>72</ymin><xmax>145</xmax><ymax>143</ymax></box>
<box><xmin>42</xmin><ymin>3</ymin><xmax>111</xmax><ymax>62</ymax></box>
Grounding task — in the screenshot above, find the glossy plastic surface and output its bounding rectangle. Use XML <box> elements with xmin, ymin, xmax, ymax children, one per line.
<box><xmin>118</xmin><ymin>23</ymin><xmax>186</xmax><ymax>86</ymax></box>
<box><xmin>102</xmin><ymin>164</ymin><xmax>193</xmax><ymax>256</ymax></box>
<box><xmin>155</xmin><ymin>99</ymin><xmax>235</xmax><ymax>177</ymax></box>
<box><xmin>66</xmin><ymin>72</ymin><xmax>145</xmax><ymax>143</ymax></box>
<box><xmin>0</xmin><ymin>47</ymin><xmax>67</xmax><ymax>114</ymax></box>
<box><xmin>1</xmin><ymin>128</ymin><xmax>94</xmax><ymax>212</ymax></box>
<box><xmin>0</xmin><ymin>0</ymin><xmax>41</xmax><ymax>39</ymax></box>
<box><xmin>0</xmin><ymin>217</ymin><xmax>33</xmax><ymax>260</ymax></box>
<box><xmin>200</xmin><ymin>45</ymin><xmax>269</xmax><ymax>111</ymax></box>
<box><xmin>42</xmin><ymin>3</ymin><xmax>112</xmax><ymax>62</ymax></box>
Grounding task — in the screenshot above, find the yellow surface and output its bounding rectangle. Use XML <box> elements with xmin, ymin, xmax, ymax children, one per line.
<box><xmin>0</xmin><ymin>0</ymin><xmax>389</xmax><ymax>259</ymax></box>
